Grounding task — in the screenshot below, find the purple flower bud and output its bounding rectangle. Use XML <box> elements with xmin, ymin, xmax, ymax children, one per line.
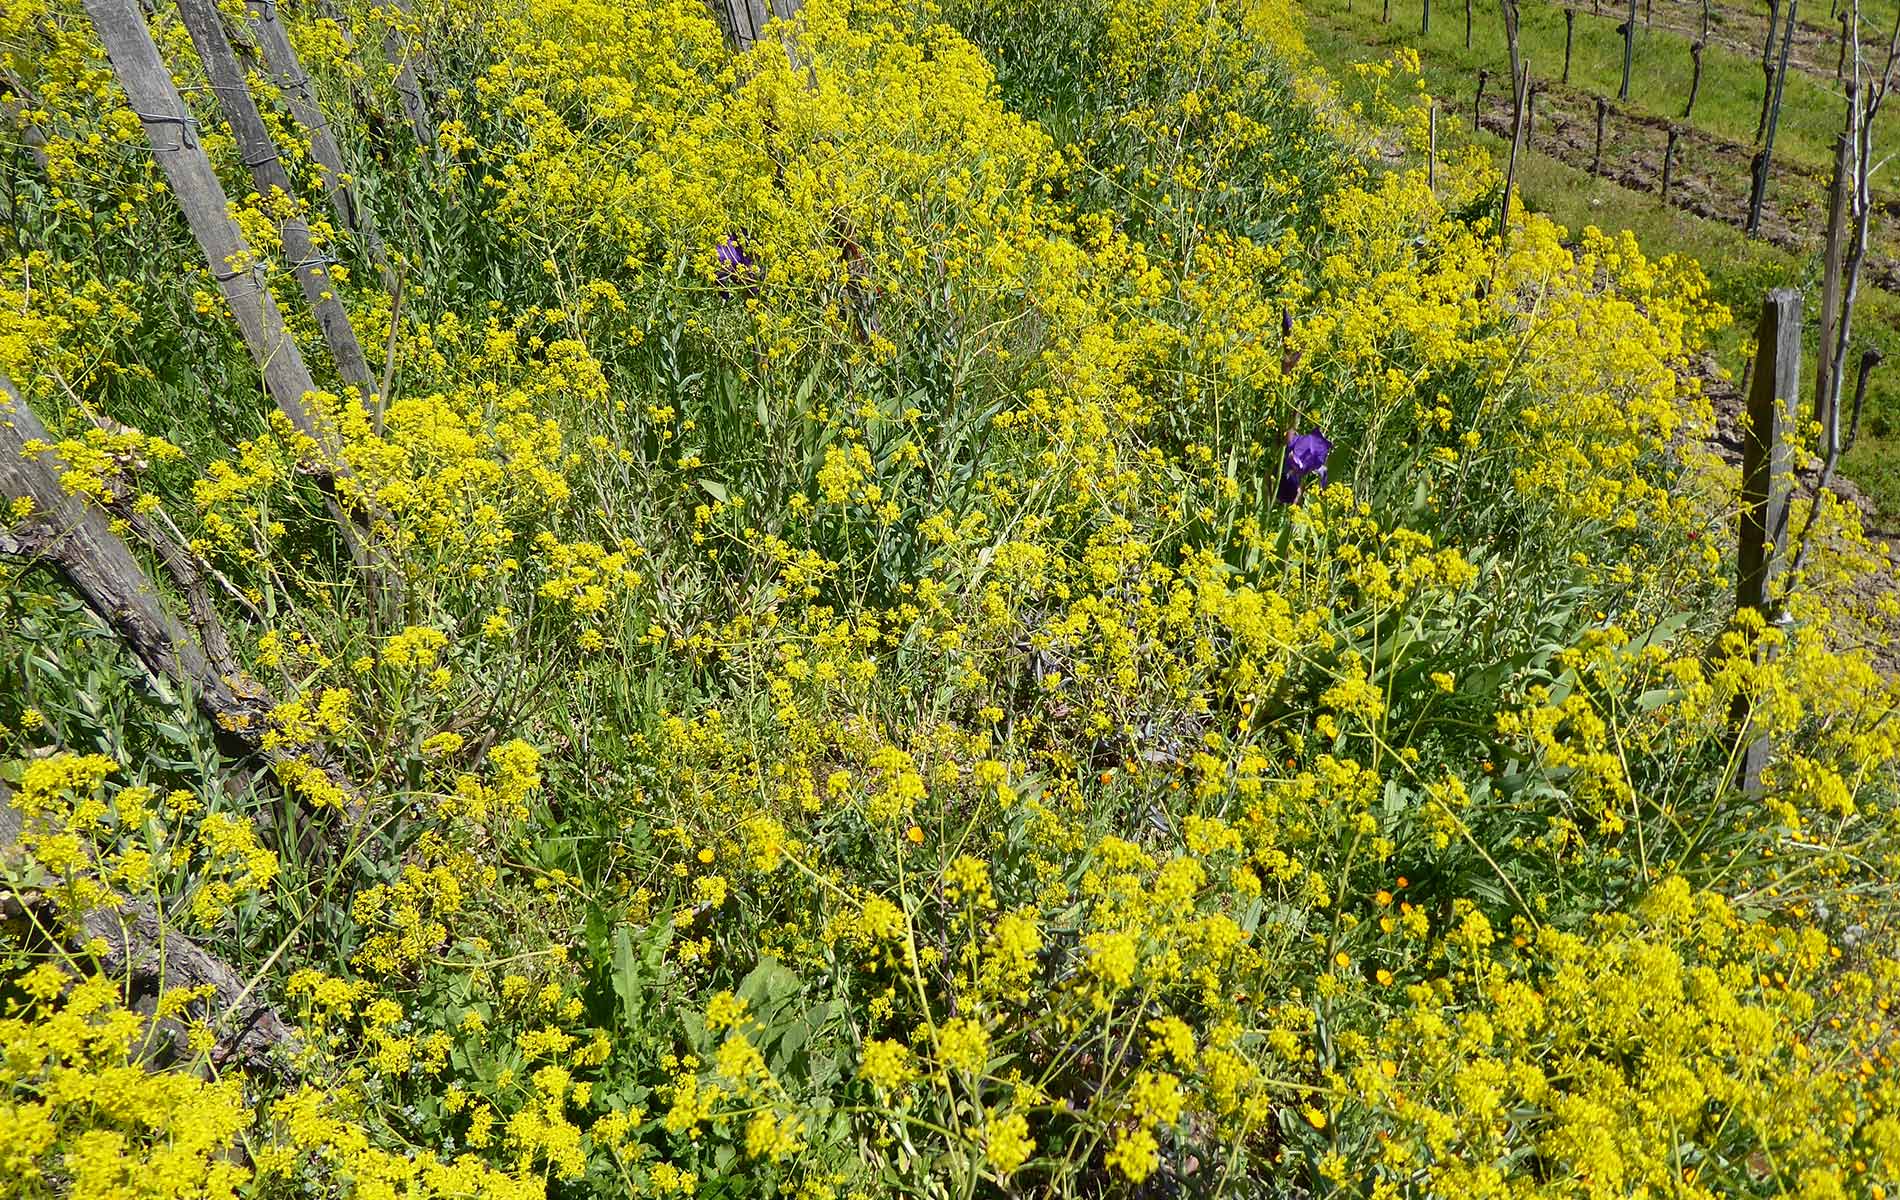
<box><xmin>716</xmin><ymin>234</ymin><xmax>758</xmax><ymax>296</ymax></box>
<box><xmin>1276</xmin><ymin>430</ymin><xmax>1332</xmax><ymax>504</ymax></box>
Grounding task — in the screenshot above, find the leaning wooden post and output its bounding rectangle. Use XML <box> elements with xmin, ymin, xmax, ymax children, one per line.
<box><xmin>83</xmin><ymin>0</ymin><xmax>327</xmax><ymax>444</ymax></box>
<box><xmin>1593</xmin><ymin>95</ymin><xmax>1609</xmax><ymax>173</ymax></box>
<box><xmin>1563</xmin><ymin>8</ymin><xmax>1575</xmax><ymax>83</ymax></box>
<box><xmin>0</xmin><ymin>375</ymin><xmax>255</xmax><ymax>726</ymax></box>
<box><xmin>1684</xmin><ymin>41</ymin><xmax>1705</xmax><ymax>118</ymax></box>
<box><xmin>1661</xmin><ymin>126</ymin><xmax>1680</xmax><ymax>200</ymax></box>
<box><xmin>1499</xmin><ymin>62</ymin><xmax>1529</xmax><ymax>253</ymax></box>
<box><xmin>1620</xmin><ymin>0</ymin><xmax>1639</xmax><ymax>99</ymax></box>
<box><xmin>241</xmin><ymin>0</ymin><xmax>388</xmax><ymax>273</ymax></box>
<box><xmin>1747</xmin><ymin>0</ymin><xmax>1799</xmax><ymax>236</ymax></box>
<box><xmin>1502</xmin><ymin>0</ymin><xmax>1523</xmax><ymax>88</ymax></box>
<box><xmin>1815</xmin><ymin>126</ymin><xmax>1853</xmax><ymax>428</ymax></box>
<box><xmin>1474</xmin><ymin>67</ymin><xmax>1490</xmax><ymax>132</ymax></box>
<box><xmin>377</xmin><ymin>0</ymin><xmax>434</xmax><ymax>147</ymax></box>
<box><xmin>1734</xmin><ymin>289</ymin><xmax>1800</xmax><ymax>797</ymax></box>
<box><xmin>174</xmin><ymin>0</ymin><xmax>374</xmax><ymax>396</ymax></box>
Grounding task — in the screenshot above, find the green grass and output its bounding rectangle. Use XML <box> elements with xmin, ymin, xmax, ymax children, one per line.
<box><xmin>1313</xmin><ymin>0</ymin><xmax>1900</xmax><ymax>178</ymax></box>
<box><xmin>1302</xmin><ymin>0</ymin><xmax>1900</xmax><ymax>517</ymax></box>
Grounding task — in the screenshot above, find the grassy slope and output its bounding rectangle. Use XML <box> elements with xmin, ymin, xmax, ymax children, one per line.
<box><xmin>1301</xmin><ymin>0</ymin><xmax>1900</xmax><ymax>516</ymax></box>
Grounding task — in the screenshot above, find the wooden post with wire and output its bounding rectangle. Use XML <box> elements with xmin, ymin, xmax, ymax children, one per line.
<box><xmin>1735</xmin><ymin>288</ymin><xmax>1800</xmax><ymax>797</ymax></box>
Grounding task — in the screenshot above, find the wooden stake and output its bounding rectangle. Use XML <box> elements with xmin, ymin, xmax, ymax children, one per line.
<box><xmin>1422</xmin><ymin>0</ymin><xmax>1431</xmax><ymax>35</ymax></box>
<box><xmin>1685</xmin><ymin>41</ymin><xmax>1705</xmax><ymax>119</ymax></box>
<box><xmin>1734</xmin><ymin>288</ymin><xmax>1800</xmax><ymax>797</ymax></box>
<box><xmin>1816</xmin><ymin>127</ymin><xmax>1852</xmax><ymax>428</ymax></box>
<box><xmin>1747</xmin><ymin>0</ymin><xmax>1800</xmax><ymax>236</ymax></box>
<box><xmin>1620</xmin><ymin>0</ymin><xmax>1637</xmax><ymax>100</ymax></box>
<box><xmin>174</xmin><ymin>0</ymin><xmax>374</xmax><ymax>395</ymax></box>
<box><xmin>1661</xmin><ymin>126</ymin><xmax>1680</xmax><ymax>199</ymax></box>
<box><xmin>1465</xmin><ymin>0</ymin><xmax>1473</xmax><ymax>47</ymax></box>
<box><xmin>1474</xmin><ymin>67</ymin><xmax>1490</xmax><ymax>132</ymax></box>
<box><xmin>1500</xmin><ymin>62</ymin><xmax>1529</xmax><ymax>252</ymax></box>
<box><xmin>1757</xmin><ymin>0</ymin><xmax>1781</xmax><ymax>143</ymax></box>
<box><xmin>1563</xmin><ymin>8</ymin><xmax>1575</xmax><ymax>83</ymax></box>
<box><xmin>1503</xmin><ymin>0</ymin><xmax>1523</xmax><ymax>88</ymax></box>
<box><xmin>1428</xmin><ymin>101</ymin><xmax>1438</xmax><ymax>193</ymax></box>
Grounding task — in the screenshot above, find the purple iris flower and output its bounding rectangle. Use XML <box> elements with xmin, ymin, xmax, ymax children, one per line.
<box><xmin>1276</xmin><ymin>429</ymin><xmax>1332</xmax><ymax>504</ymax></box>
<box><xmin>715</xmin><ymin>234</ymin><xmax>759</xmax><ymax>296</ymax></box>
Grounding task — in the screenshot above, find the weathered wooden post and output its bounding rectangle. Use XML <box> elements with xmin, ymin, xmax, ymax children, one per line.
<box><xmin>1422</xmin><ymin>0</ymin><xmax>1431</xmax><ymax>35</ymax></box>
<box><xmin>1838</xmin><ymin>9</ymin><xmax>1851</xmax><ymax>79</ymax></box>
<box><xmin>1815</xmin><ymin>126</ymin><xmax>1852</xmax><ymax>428</ymax></box>
<box><xmin>1661</xmin><ymin>126</ymin><xmax>1680</xmax><ymax>199</ymax></box>
<box><xmin>1619</xmin><ymin>0</ymin><xmax>1638</xmax><ymax>100</ymax></box>
<box><xmin>1593</xmin><ymin>95</ymin><xmax>1609</xmax><ymax>173</ymax></box>
<box><xmin>1747</xmin><ymin>0</ymin><xmax>1799</xmax><ymax>236</ymax></box>
<box><xmin>1503</xmin><ymin>0</ymin><xmax>1523</xmax><ymax>88</ymax></box>
<box><xmin>241</xmin><ymin>0</ymin><xmax>387</xmax><ymax>273</ymax></box>
<box><xmin>1428</xmin><ymin>101</ymin><xmax>1438</xmax><ymax>192</ymax></box>
<box><xmin>1734</xmin><ymin>289</ymin><xmax>1801</xmax><ymax>797</ymax></box>
<box><xmin>1685</xmin><ymin>41</ymin><xmax>1705</xmax><ymax>118</ymax></box>
<box><xmin>173</xmin><ymin>0</ymin><xmax>374</xmax><ymax>396</ymax></box>
<box><xmin>379</xmin><ymin>0</ymin><xmax>434</xmax><ymax>147</ymax></box>
<box><xmin>1465</xmin><ymin>0</ymin><xmax>1473</xmax><ymax>46</ymax></box>
<box><xmin>1756</xmin><ymin>0</ymin><xmax>1781</xmax><ymax>142</ymax></box>
<box><xmin>1475</xmin><ymin>67</ymin><xmax>1490</xmax><ymax>132</ymax></box>
<box><xmin>83</xmin><ymin>0</ymin><xmax>328</xmax><ymax>443</ymax></box>
<box><xmin>1563</xmin><ymin>8</ymin><xmax>1575</xmax><ymax>83</ymax></box>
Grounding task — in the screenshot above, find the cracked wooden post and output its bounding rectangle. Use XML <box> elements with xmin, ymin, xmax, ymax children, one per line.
<box><xmin>1661</xmin><ymin>126</ymin><xmax>1679</xmax><ymax>200</ymax></box>
<box><xmin>241</xmin><ymin>0</ymin><xmax>389</xmax><ymax>276</ymax></box>
<box><xmin>1735</xmin><ymin>289</ymin><xmax>1800</xmax><ymax>798</ymax></box>
<box><xmin>0</xmin><ymin>375</ymin><xmax>257</xmax><ymax>728</ymax></box>
<box><xmin>83</xmin><ymin>0</ymin><xmax>328</xmax><ymax>444</ymax></box>
<box><xmin>174</xmin><ymin>0</ymin><xmax>375</xmax><ymax>396</ymax></box>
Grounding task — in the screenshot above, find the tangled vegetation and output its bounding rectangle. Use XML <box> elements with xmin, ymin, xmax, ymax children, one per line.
<box><xmin>3</xmin><ymin>0</ymin><xmax>1900</xmax><ymax>1196</ymax></box>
